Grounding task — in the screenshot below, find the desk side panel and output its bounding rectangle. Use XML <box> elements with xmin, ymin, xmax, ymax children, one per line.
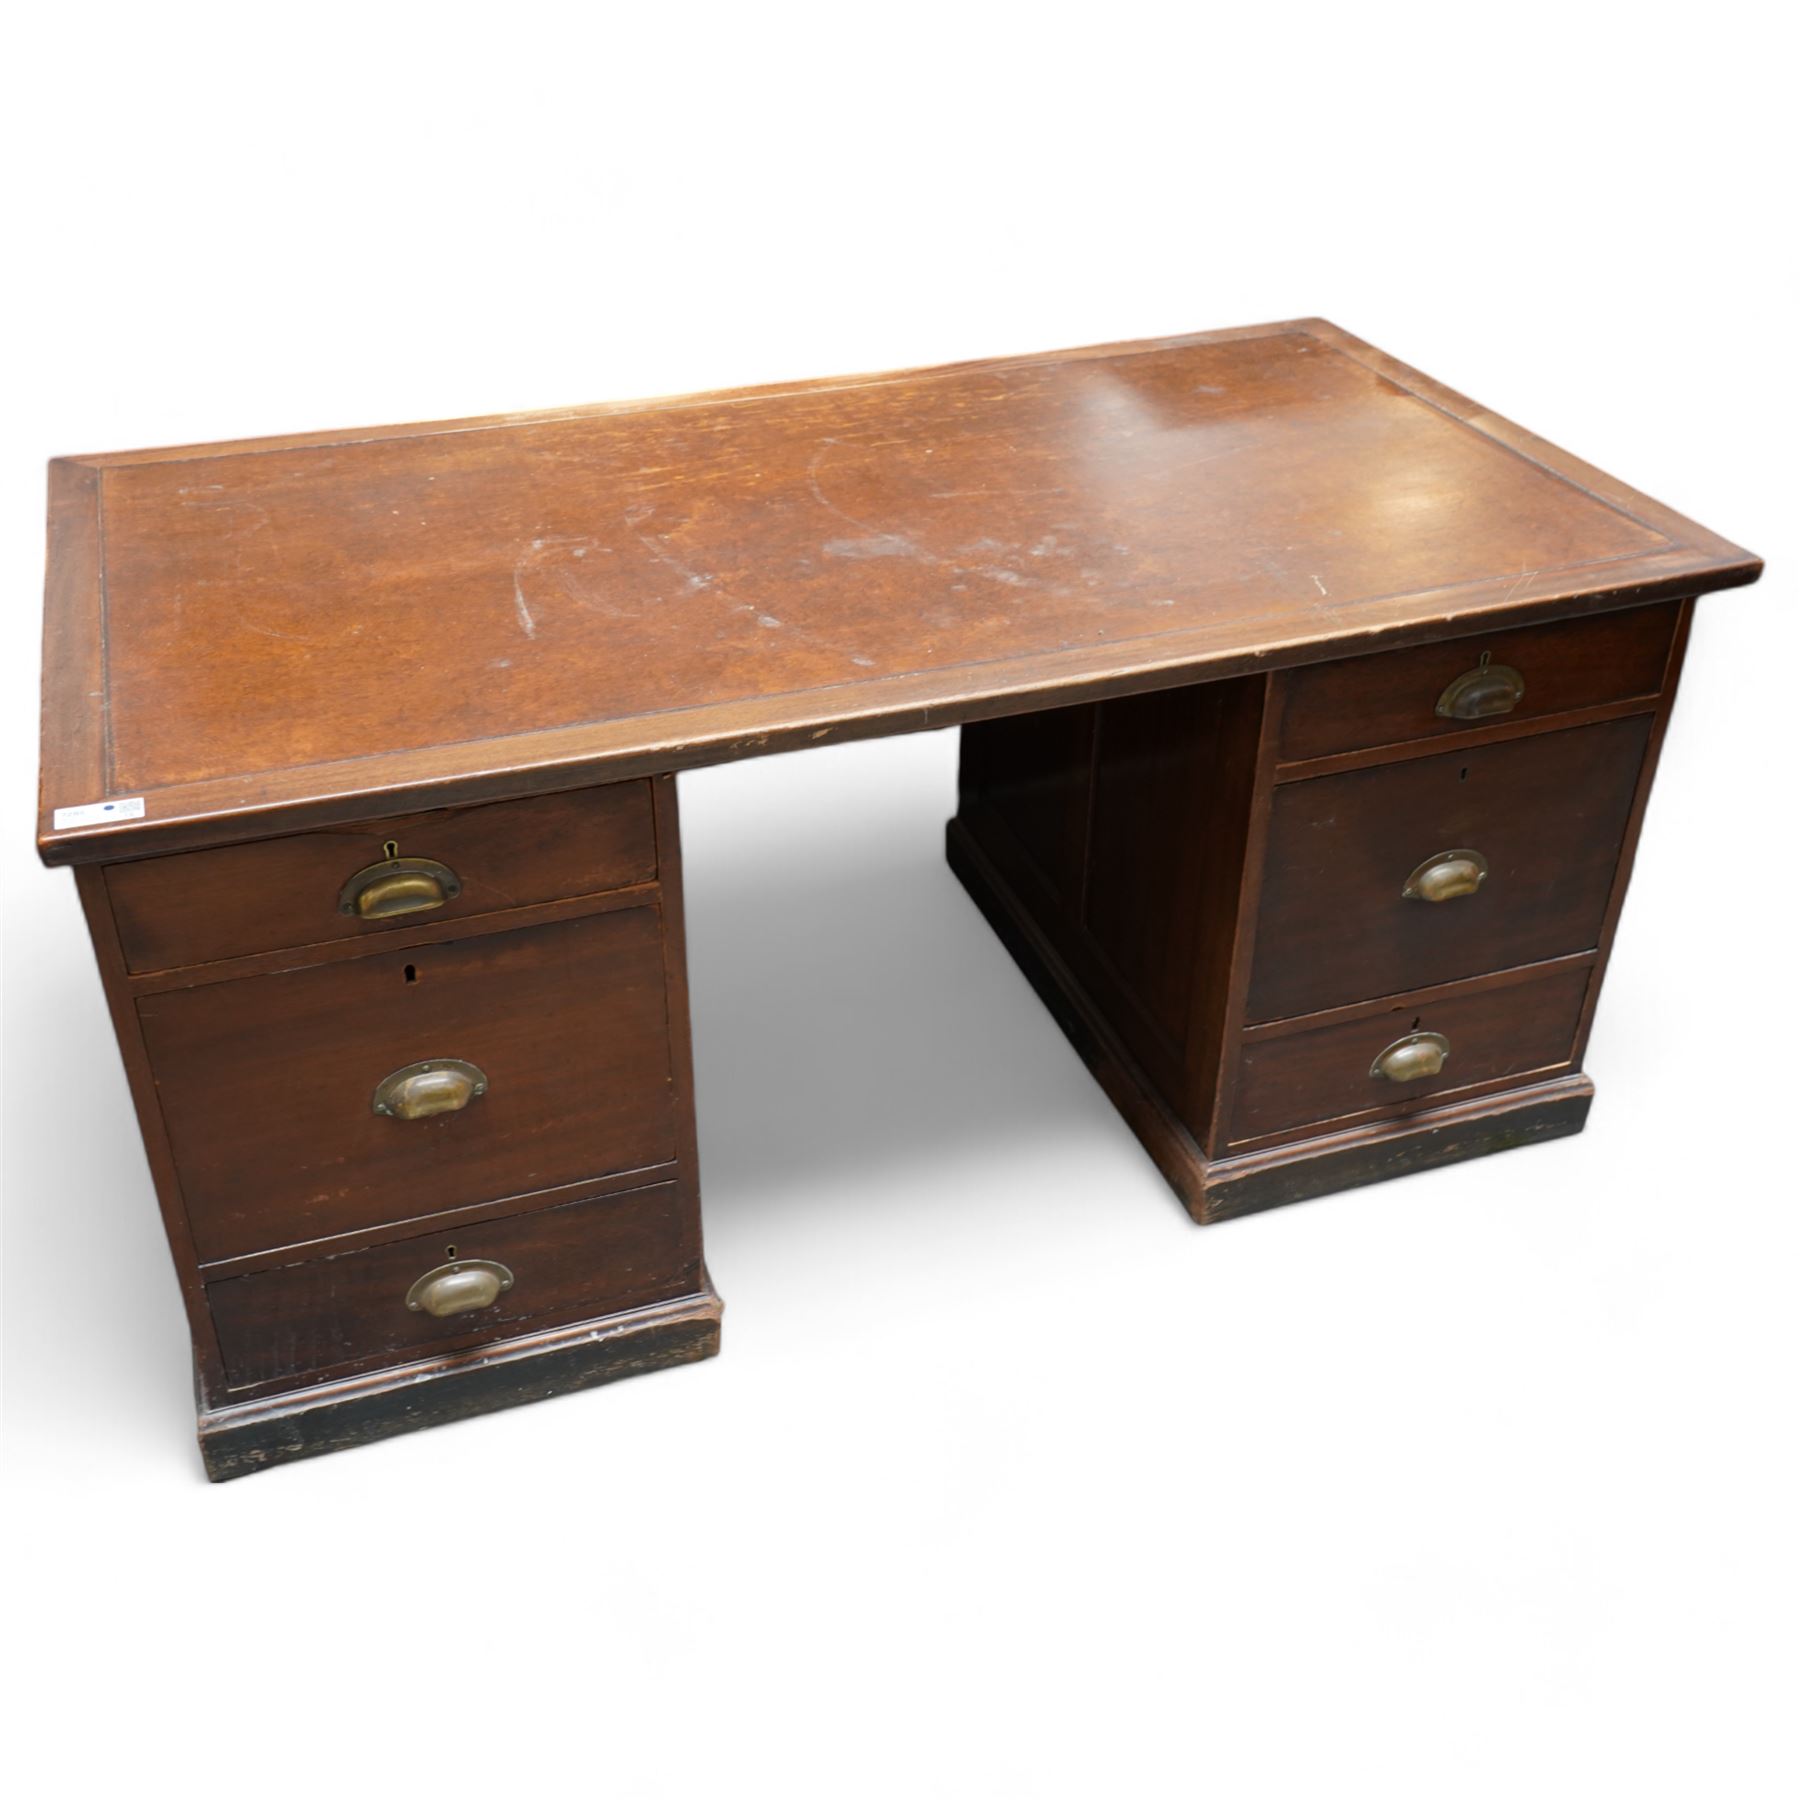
<box><xmin>74</xmin><ymin>866</ymin><xmax>232</xmax><ymax>1405</ymax></box>
<box><xmin>954</xmin><ymin>676</ymin><xmax>1267</xmax><ymax>1141</ymax></box>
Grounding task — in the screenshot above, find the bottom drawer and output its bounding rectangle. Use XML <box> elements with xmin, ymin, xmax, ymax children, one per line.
<box><xmin>207</xmin><ymin>1180</ymin><xmax>700</xmax><ymax>1392</ymax></box>
<box><xmin>1228</xmin><ymin>963</ymin><xmax>1591</xmax><ymax>1148</ymax></box>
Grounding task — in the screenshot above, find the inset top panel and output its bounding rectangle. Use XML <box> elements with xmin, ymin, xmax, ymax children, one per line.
<box><xmin>39</xmin><ymin>319</ymin><xmax>1758</xmax><ymax>861</ymax></box>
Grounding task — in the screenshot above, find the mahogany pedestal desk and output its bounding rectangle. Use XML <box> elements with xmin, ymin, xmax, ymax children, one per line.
<box><xmin>36</xmin><ymin>321</ymin><xmax>1760</xmax><ymax>1479</ymax></box>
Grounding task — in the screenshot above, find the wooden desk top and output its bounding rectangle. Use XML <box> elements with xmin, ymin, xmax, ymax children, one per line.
<box><xmin>39</xmin><ymin>318</ymin><xmax>1758</xmax><ymax>864</ymax></box>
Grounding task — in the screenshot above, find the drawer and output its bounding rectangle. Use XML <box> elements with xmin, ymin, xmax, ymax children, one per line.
<box><xmin>1277</xmin><ymin>602</ymin><xmax>1678</xmax><ymax>765</ymax></box>
<box><xmin>1229</xmin><ymin>962</ymin><xmax>1591</xmax><ymax>1148</ymax></box>
<box><xmin>207</xmin><ymin>1179</ymin><xmax>701</xmax><ymax>1392</ymax></box>
<box><xmin>140</xmin><ymin>906</ymin><xmax>680</xmax><ymax>1262</ymax></box>
<box><xmin>1246</xmin><ymin>715</ymin><xmax>1651</xmax><ymax>1022</ymax></box>
<box><xmin>106</xmin><ymin>781</ymin><xmax>658</xmax><ymax>972</ymax></box>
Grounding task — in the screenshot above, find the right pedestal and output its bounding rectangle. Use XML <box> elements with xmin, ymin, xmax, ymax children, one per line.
<box><xmin>948</xmin><ymin>597</ymin><xmax>1689</xmax><ymax>1223</ymax></box>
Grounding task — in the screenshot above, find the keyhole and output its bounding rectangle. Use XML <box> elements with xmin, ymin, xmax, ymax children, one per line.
<box><xmin>383</xmin><ymin>839</ymin><xmax>400</xmax><ymax>861</ymax></box>
<box><xmin>403</xmin><ymin>964</ymin><xmax>419</xmax><ymax>984</ymax></box>
<box><xmin>1459</xmin><ymin>766</ymin><xmax>1469</xmax><ymax>781</ymax></box>
<box><xmin>445</xmin><ymin>1245</ymin><xmax>457</xmax><ymax>1261</ymax></box>
<box><xmin>1410</xmin><ymin>1017</ymin><xmax>1421</xmax><ymax>1031</ymax></box>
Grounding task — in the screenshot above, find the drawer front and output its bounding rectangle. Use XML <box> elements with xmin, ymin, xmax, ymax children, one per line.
<box><xmin>107</xmin><ymin>781</ymin><xmax>657</xmax><ymax>973</ymax></box>
<box><xmin>207</xmin><ymin>1179</ymin><xmax>700</xmax><ymax>1391</ymax></box>
<box><xmin>1247</xmin><ymin>715</ymin><xmax>1651</xmax><ymax>1023</ymax></box>
<box><xmin>1230</xmin><ymin>963</ymin><xmax>1591</xmax><ymax>1147</ymax></box>
<box><xmin>1277</xmin><ymin>602</ymin><xmax>1677</xmax><ymax>765</ymax></box>
<box><xmin>140</xmin><ymin>906</ymin><xmax>680</xmax><ymax>1262</ymax></box>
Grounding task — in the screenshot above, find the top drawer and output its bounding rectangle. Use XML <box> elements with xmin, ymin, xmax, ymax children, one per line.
<box><xmin>1277</xmin><ymin>602</ymin><xmax>1679</xmax><ymax>765</ymax></box>
<box><xmin>105</xmin><ymin>781</ymin><xmax>658</xmax><ymax>973</ymax></box>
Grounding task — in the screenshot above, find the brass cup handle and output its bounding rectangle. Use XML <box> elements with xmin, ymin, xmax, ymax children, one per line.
<box><xmin>372</xmin><ymin>1058</ymin><xmax>488</xmax><ymax>1120</ymax></box>
<box><xmin>406</xmin><ymin>1259</ymin><xmax>515</xmax><ymax>1319</ymax></box>
<box><xmin>338</xmin><ymin>856</ymin><xmax>463</xmax><ymax>920</ymax></box>
<box><xmin>1403</xmin><ymin>848</ymin><xmax>1489</xmax><ymax>903</ymax></box>
<box><xmin>1436</xmin><ymin>660</ymin><xmax>1524</xmax><ymax>721</ymax></box>
<box><xmin>1370</xmin><ymin>1031</ymin><xmax>1450</xmax><ymax>1083</ymax></box>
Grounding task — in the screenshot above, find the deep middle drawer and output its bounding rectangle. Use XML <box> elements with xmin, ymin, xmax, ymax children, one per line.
<box><xmin>139</xmin><ymin>904</ymin><xmax>681</xmax><ymax>1263</ymax></box>
<box><xmin>1246</xmin><ymin>715</ymin><xmax>1652</xmax><ymax>1022</ymax></box>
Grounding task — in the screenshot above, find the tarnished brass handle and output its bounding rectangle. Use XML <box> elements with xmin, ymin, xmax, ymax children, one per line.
<box><xmin>1370</xmin><ymin>1031</ymin><xmax>1450</xmax><ymax>1083</ymax></box>
<box><xmin>1403</xmin><ymin>848</ymin><xmax>1489</xmax><ymax>903</ymax></box>
<box><xmin>406</xmin><ymin>1259</ymin><xmax>514</xmax><ymax>1319</ymax></box>
<box><xmin>338</xmin><ymin>856</ymin><xmax>462</xmax><ymax>920</ymax></box>
<box><xmin>1435</xmin><ymin>659</ymin><xmax>1524</xmax><ymax>721</ymax></box>
<box><xmin>372</xmin><ymin>1057</ymin><xmax>488</xmax><ymax>1120</ymax></box>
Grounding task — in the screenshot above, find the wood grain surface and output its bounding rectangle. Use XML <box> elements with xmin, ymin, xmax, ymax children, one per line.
<box><xmin>138</xmin><ymin>904</ymin><xmax>681</xmax><ymax>1262</ymax></box>
<box><xmin>106</xmin><ymin>779</ymin><xmax>656</xmax><ymax>972</ymax></box>
<box><xmin>207</xmin><ymin>1178</ymin><xmax>702</xmax><ymax>1393</ymax></box>
<box><xmin>38</xmin><ymin>320</ymin><xmax>1759</xmax><ymax>864</ymax></box>
<box><xmin>1275</xmin><ymin>599</ymin><xmax>1678</xmax><ymax>766</ymax></box>
<box><xmin>1228</xmin><ymin>959</ymin><xmax>1592</xmax><ymax>1147</ymax></box>
<box><xmin>1246</xmin><ymin>715</ymin><xmax>1653</xmax><ymax>1021</ymax></box>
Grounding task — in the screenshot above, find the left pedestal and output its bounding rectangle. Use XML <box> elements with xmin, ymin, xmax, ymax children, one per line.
<box><xmin>75</xmin><ymin>773</ymin><xmax>719</xmax><ymax>1480</ymax></box>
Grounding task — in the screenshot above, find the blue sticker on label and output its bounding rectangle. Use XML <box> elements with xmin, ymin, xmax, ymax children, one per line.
<box><xmin>52</xmin><ymin>797</ymin><xmax>147</xmax><ymax>830</ymax></box>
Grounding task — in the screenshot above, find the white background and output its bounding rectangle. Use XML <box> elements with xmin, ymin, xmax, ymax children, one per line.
<box><xmin>2</xmin><ymin>5</ymin><xmax>1794</xmax><ymax>1794</ymax></box>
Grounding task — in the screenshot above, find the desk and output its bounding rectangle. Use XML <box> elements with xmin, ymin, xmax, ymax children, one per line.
<box><xmin>37</xmin><ymin>319</ymin><xmax>1760</xmax><ymax>1477</ymax></box>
